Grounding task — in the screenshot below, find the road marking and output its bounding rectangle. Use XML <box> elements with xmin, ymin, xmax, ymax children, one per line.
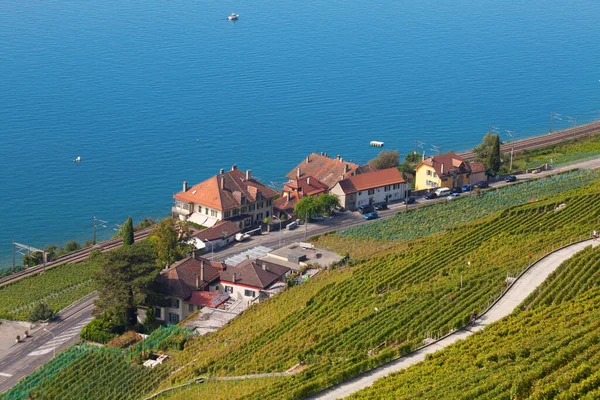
<box><xmin>28</xmin><ymin>317</ymin><xmax>92</xmax><ymax>357</ymax></box>
<box><xmin>0</xmin><ymin>372</ymin><xmax>12</xmax><ymax>377</ymax></box>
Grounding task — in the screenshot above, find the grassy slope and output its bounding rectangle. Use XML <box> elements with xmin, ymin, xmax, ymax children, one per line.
<box><xmin>349</xmin><ymin>245</ymin><xmax>600</xmax><ymax>399</ymax></box>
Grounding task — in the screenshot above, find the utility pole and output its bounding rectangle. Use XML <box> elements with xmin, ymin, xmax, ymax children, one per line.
<box><xmin>506</xmin><ymin>130</ymin><xmax>515</xmax><ymax>171</ymax></box>
<box><xmin>567</xmin><ymin>116</ymin><xmax>578</xmax><ymax>137</ymax></box>
<box><xmin>93</xmin><ymin>217</ymin><xmax>108</xmax><ymax>245</ymax></box>
<box><xmin>550</xmin><ymin>112</ymin><xmax>562</xmax><ymax>133</ymax></box>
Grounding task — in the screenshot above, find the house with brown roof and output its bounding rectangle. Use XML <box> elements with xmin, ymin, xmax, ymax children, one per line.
<box><xmin>172</xmin><ymin>164</ymin><xmax>278</xmax><ymax>230</ymax></box>
<box><xmin>187</xmin><ymin>220</ymin><xmax>241</xmax><ymax>252</ymax></box>
<box><xmin>469</xmin><ymin>161</ymin><xmax>486</xmax><ymax>183</ymax></box>
<box><xmin>285</xmin><ymin>153</ymin><xmax>361</xmax><ymax>190</ymax></box>
<box><xmin>415</xmin><ymin>153</ymin><xmax>482</xmax><ymax>190</ymax></box>
<box><xmin>330</xmin><ymin>167</ymin><xmax>407</xmax><ymax>211</ymax></box>
<box><xmin>215</xmin><ymin>258</ymin><xmax>291</xmax><ymax>303</ymax></box>
<box><xmin>151</xmin><ymin>255</ymin><xmax>229</xmax><ymax>324</ymax></box>
<box><xmin>273</xmin><ymin>175</ymin><xmax>328</xmax><ymax>219</ymax></box>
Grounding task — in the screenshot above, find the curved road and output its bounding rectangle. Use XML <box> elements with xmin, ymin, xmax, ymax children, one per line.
<box><xmin>309</xmin><ymin>239</ymin><xmax>599</xmax><ymax>400</ymax></box>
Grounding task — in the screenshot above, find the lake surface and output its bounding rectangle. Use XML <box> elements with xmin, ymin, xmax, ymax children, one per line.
<box><xmin>1</xmin><ymin>0</ymin><xmax>600</xmax><ymax>267</ymax></box>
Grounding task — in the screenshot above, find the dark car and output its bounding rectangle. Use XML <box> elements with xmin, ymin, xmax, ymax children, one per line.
<box><xmin>451</xmin><ymin>187</ymin><xmax>462</xmax><ymax>194</ymax></box>
<box><xmin>424</xmin><ymin>192</ymin><xmax>437</xmax><ymax>200</ymax></box>
<box><xmin>374</xmin><ymin>203</ymin><xmax>388</xmax><ymax>211</ymax></box>
<box><xmin>474</xmin><ymin>180</ymin><xmax>489</xmax><ymax>189</ymax></box>
<box><xmin>403</xmin><ymin>196</ymin><xmax>416</xmax><ymax>204</ymax></box>
<box><xmin>363</xmin><ymin>211</ymin><xmax>379</xmax><ymax>220</ymax></box>
<box><xmin>358</xmin><ymin>204</ymin><xmax>374</xmax><ymax>214</ymax></box>
<box><xmin>505</xmin><ymin>175</ymin><xmax>517</xmax><ymax>183</ymax></box>
<box><xmin>461</xmin><ymin>183</ymin><xmax>473</xmax><ymax>192</ymax></box>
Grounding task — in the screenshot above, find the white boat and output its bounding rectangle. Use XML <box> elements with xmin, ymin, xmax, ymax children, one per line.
<box><xmin>228</xmin><ymin>13</ymin><xmax>238</xmax><ymax>21</ymax></box>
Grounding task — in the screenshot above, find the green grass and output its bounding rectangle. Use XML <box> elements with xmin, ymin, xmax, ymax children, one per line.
<box><xmin>349</xmin><ymin>245</ymin><xmax>600</xmax><ymax>399</ymax></box>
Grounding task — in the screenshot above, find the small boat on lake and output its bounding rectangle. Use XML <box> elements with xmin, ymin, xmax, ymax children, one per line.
<box><xmin>228</xmin><ymin>13</ymin><xmax>239</xmax><ymax>21</ymax></box>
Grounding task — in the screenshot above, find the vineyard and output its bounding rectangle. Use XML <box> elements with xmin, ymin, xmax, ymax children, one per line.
<box><xmin>0</xmin><ymin>326</ymin><xmax>190</xmax><ymax>400</ymax></box>
<box><xmin>349</xmin><ymin>245</ymin><xmax>600</xmax><ymax>399</ymax></box>
<box><xmin>0</xmin><ymin>260</ymin><xmax>99</xmax><ymax>320</ymax></box>
<box><xmin>340</xmin><ymin>169</ymin><xmax>600</xmax><ymax>242</ymax></box>
<box><xmin>140</xmin><ymin>180</ymin><xmax>600</xmax><ymax>399</ymax></box>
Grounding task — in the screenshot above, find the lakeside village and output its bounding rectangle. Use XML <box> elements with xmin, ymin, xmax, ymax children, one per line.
<box><xmin>147</xmin><ymin>150</ymin><xmax>487</xmax><ymax>331</ymax></box>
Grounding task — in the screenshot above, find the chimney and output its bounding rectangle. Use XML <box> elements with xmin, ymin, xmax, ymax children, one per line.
<box><xmin>307</xmin><ymin>177</ymin><xmax>310</xmax><ymax>185</ymax></box>
<box><xmin>246</xmin><ymin>170</ymin><xmax>252</xmax><ymax>180</ymax></box>
<box><xmin>344</xmin><ymin>164</ymin><xmax>349</xmax><ymax>173</ymax></box>
<box><xmin>183</xmin><ymin>180</ymin><xmax>188</xmax><ymax>192</ymax></box>
<box><xmin>441</xmin><ymin>163</ymin><xmax>444</xmax><ymax>175</ymax></box>
<box><xmin>231</xmin><ymin>164</ymin><xmax>237</xmax><ymax>171</ymax></box>
<box><xmin>296</xmin><ymin>168</ymin><xmax>301</xmax><ymax>179</ymax></box>
<box><xmin>220</xmin><ymin>168</ymin><xmax>224</xmax><ymax>175</ymax></box>
<box><xmin>196</xmin><ymin>274</ymin><xmax>200</xmax><ymax>289</ymax></box>
<box><xmin>337</xmin><ymin>154</ymin><xmax>341</xmax><ymax>160</ymax></box>
<box><xmin>284</xmin><ymin>191</ymin><xmax>290</xmax><ymax>200</ymax></box>
<box><xmin>262</xmin><ymin>263</ymin><xmax>269</xmax><ymax>272</ymax></box>
<box><xmin>422</xmin><ymin>151</ymin><xmax>425</xmax><ymax>161</ymax></box>
<box><xmin>306</xmin><ymin>155</ymin><xmax>310</xmax><ymax>163</ymax></box>
<box><xmin>200</xmin><ymin>260</ymin><xmax>205</xmax><ymax>282</ymax></box>
<box><xmin>220</xmin><ymin>176</ymin><xmax>225</xmax><ymax>190</ymax></box>
<box><xmin>232</xmin><ymin>273</ymin><xmax>236</xmax><ymax>283</ymax></box>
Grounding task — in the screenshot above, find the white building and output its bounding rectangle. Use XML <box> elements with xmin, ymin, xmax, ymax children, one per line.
<box><xmin>329</xmin><ymin>167</ymin><xmax>407</xmax><ymax>211</ymax></box>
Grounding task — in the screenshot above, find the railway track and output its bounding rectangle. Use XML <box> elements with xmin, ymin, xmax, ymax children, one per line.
<box><xmin>458</xmin><ymin>120</ymin><xmax>600</xmax><ymax>162</ymax></box>
<box><xmin>0</xmin><ymin>228</ymin><xmax>152</xmax><ymax>288</ymax></box>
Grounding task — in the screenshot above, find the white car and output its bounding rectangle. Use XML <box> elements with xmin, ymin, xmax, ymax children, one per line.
<box><xmin>447</xmin><ymin>193</ymin><xmax>460</xmax><ymax>200</ymax></box>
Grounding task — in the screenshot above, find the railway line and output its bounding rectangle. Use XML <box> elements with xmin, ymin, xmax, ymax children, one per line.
<box><xmin>0</xmin><ymin>228</ymin><xmax>152</xmax><ymax>288</ymax></box>
<box><xmin>458</xmin><ymin>120</ymin><xmax>600</xmax><ymax>161</ymax></box>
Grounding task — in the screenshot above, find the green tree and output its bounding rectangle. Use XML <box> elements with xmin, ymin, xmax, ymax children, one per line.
<box><xmin>64</xmin><ymin>240</ymin><xmax>81</xmax><ymax>253</ymax></box>
<box><xmin>137</xmin><ymin>217</ymin><xmax>155</xmax><ymax>230</ymax></box>
<box><xmin>22</xmin><ymin>252</ymin><xmax>44</xmax><ymax>268</ymax></box>
<box><xmin>93</xmin><ymin>241</ymin><xmax>159</xmax><ymax>327</ymax></box>
<box><xmin>474</xmin><ymin>132</ymin><xmax>501</xmax><ymax>162</ymax></box>
<box><xmin>368</xmin><ymin>150</ymin><xmax>400</xmax><ymax>170</ymax></box>
<box><xmin>149</xmin><ymin>218</ymin><xmax>179</xmax><ymax>267</ymax></box>
<box><xmin>295</xmin><ymin>196</ymin><xmax>322</xmax><ymax>239</ymax></box>
<box><xmin>316</xmin><ymin>194</ymin><xmax>340</xmax><ymax>215</ymax></box>
<box><xmin>122</xmin><ymin>217</ymin><xmax>134</xmax><ymax>246</ymax></box>
<box><xmin>486</xmin><ymin>134</ymin><xmax>501</xmax><ymax>176</ymax></box>
<box><xmin>27</xmin><ymin>302</ymin><xmax>55</xmax><ymax>322</ymax></box>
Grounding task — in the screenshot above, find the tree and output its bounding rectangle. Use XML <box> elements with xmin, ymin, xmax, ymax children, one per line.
<box><xmin>149</xmin><ymin>218</ymin><xmax>179</xmax><ymax>267</ymax></box>
<box><xmin>122</xmin><ymin>217</ymin><xmax>134</xmax><ymax>246</ymax></box>
<box><xmin>474</xmin><ymin>132</ymin><xmax>501</xmax><ymax>161</ymax></box>
<box><xmin>368</xmin><ymin>150</ymin><xmax>400</xmax><ymax>170</ymax></box>
<box><xmin>64</xmin><ymin>240</ymin><xmax>81</xmax><ymax>253</ymax></box>
<box><xmin>486</xmin><ymin>134</ymin><xmax>501</xmax><ymax>176</ymax></box>
<box><xmin>137</xmin><ymin>217</ymin><xmax>155</xmax><ymax>230</ymax></box>
<box><xmin>27</xmin><ymin>302</ymin><xmax>55</xmax><ymax>322</ymax></box>
<box><xmin>316</xmin><ymin>194</ymin><xmax>340</xmax><ymax>215</ymax></box>
<box><xmin>295</xmin><ymin>196</ymin><xmax>321</xmax><ymax>222</ymax></box>
<box><xmin>93</xmin><ymin>241</ymin><xmax>159</xmax><ymax>327</ymax></box>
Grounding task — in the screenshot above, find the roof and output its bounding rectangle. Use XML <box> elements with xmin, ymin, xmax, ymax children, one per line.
<box><xmin>219</xmin><ymin>258</ymin><xmax>290</xmax><ymax>289</ymax></box>
<box><xmin>285</xmin><ymin>153</ymin><xmax>360</xmax><ymax>189</ymax></box>
<box><xmin>418</xmin><ymin>153</ymin><xmax>470</xmax><ymax>178</ymax></box>
<box><xmin>192</xmin><ymin>220</ymin><xmax>241</xmax><ymax>241</ymax></box>
<box><xmin>156</xmin><ymin>256</ymin><xmax>223</xmax><ymax>299</ymax></box>
<box><xmin>283</xmin><ymin>176</ymin><xmax>328</xmax><ymax>197</ymax></box>
<box><xmin>469</xmin><ymin>161</ymin><xmax>486</xmax><ymax>174</ymax></box>
<box><xmin>174</xmin><ymin>166</ymin><xmax>278</xmax><ymax>211</ymax></box>
<box><xmin>187</xmin><ymin>291</ymin><xmax>230</xmax><ymax>308</ymax></box>
<box><xmin>334</xmin><ymin>167</ymin><xmax>405</xmax><ymax>194</ymax></box>
<box><xmin>273</xmin><ymin>195</ymin><xmax>298</xmax><ymax>217</ymax></box>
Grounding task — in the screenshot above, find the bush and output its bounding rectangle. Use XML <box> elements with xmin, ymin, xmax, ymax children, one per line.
<box><xmin>107</xmin><ymin>330</ymin><xmax>142</xmax><ymax>348</ymax></box>
<box><xmin>80</xmin><ymin>317</ymin><xmax>120</xmax><ymax>344</ymax></box>
<box><xmin>27</xmin><ymin>302</ymin><xmax>55</xmax><ymax>322</ymax></box>
<box><xmin>64</xmin><ymin>241</ymin><xmax>81</xmax><ymax>253</ymax></box>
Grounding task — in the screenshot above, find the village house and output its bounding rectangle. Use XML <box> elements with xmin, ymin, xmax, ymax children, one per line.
<box><xmin>172</xmin><ymin>164</ymin><xmax>278</xmax><ymax>230</ymax></box>
<box><xmin>273</xmin><ymin>175</ymin><xmax>328</xmax><ymax>220</ymax></box>
<box><xmin>147</xmin><ymin>255</ymin><xmax>230</xmax><ymax>325</ymax></box>
<box><xmin>286</xmin><ymin>153</ymin><xmax>364</xmax><ymax>190</ymax></box>
<box><xmin>187</xmin><ymin>220</ymin><xmax>241</xmax><ymax>252</ymax></box>
<box><xmin>329</xmin><ymin>167</ymin><xmax>407</xmax><ymax>211</ymax></box>
<box><xmin>415</xmin><ymin>153</ymin><xmax>485</xmax><ymax>190</ymax></box>
<box><xmin>215</xmin><ymin>258</ymin><xmax>291</xmax><ymax>304</ymax></box>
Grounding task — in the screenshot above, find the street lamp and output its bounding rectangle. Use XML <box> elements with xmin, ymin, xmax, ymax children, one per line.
<box><xmin>44</xmin><ymin>328</ymin><xmax>56</xmax><ymax>359</ymax></box>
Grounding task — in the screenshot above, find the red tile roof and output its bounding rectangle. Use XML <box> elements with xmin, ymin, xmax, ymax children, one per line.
<box><xmin>285</xmin><ymin>153</ymin><xmax>360</xmax><ymax>189</ymax></box>
<box><xmin>335</xmin><ymin>167</ymin><xmax>405</xmax><ymax>194</ymax></box>
<box><xmin>469</xmin><ymin>161</ymin><xmax>486</xmax><ymax>174</ymax></box>
<box><xmin>192</xmin><ymin>220</ymin><xmax>241</xmax><ymax>241</ymax></box>
<box><xmin>283</xmin><ymin>176</ymin><xmax>328</xmax><ymax>197</ymax></box>
<box><xmin>219</xmin><ymin>258</ymin><xmax>290</xmax><ymax>289</ymax></box>
<box><xmin>174</xmin><ymin>167</ymin><xmax>278</xmax><ymax>211</ymax></box>
<box><xmin>419</xmin><ymin>153</ymin><xmax>470</xmax><ymax>178</ymax></box>
<box><xmin>187</xmin><ymin>291</ymin><xmax>230</xmax><ymax>308</ymax></box>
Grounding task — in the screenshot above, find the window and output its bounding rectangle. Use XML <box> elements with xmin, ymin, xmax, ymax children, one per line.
<box><xmin>211</xmin><ymin>210</ymin><xmax>217</xmax><ymax>217</ymax></box>
<box><xmin>154</xmin><ymin>307</ymin><xmax>162</xmax><ymax>320</ymax></box>
<box><xmin>241</xmin><ymin>206</ymin><xmax>247</xmax><ymax>213</ymax></box>
<box><xmin>168</xmin><ymin>313</ymin><xmax>180</xmax><ymax>323</ymax></box>
<box><xmin>256</xmin><ymin>213</ymin><xmax>263</xmax><ymax>222</ymax></box>
<box><xmin>426</xmin><ymin>180</ymin><xmax>439</xmax><ymax>188</ymax></box>
<box><xmin>426</xmin><ymin>170</ymin><xmax>432</xmax><ymax>176</ymax></box>
<box><xmin>244</xmin><ymin>219</ymin><xmax>251</xmax><ymax>227</ymax></box>
<box><xmin>205</xmin><ymin>207</ymin><xmax>209</xmax><ymax>215</ymax></box>
<box><xmin>358</xmin><ymin>191</ymin><xmax>362</xmax><ymax>196</ymax></box>
<box><xmin>188</xmin><ymin>304</ymin><xmax>194</xmax><ymax>313</ymax></box>
<box><xmin>249</xmin><ymin>204</ymin><xmax>256</xmax><ymax>211</ymax></box>
<box><xmin>171</xmin><ymin>298</ymin><xmax>179</xmax><ymax>309</ymax></box>
<box><xmin>232</xmin><ymin>208</ymin><xmax>240</xmax><ymax>216</ymax></box>
<box><xmin>384</xmin><ymin>185</ymin><xmax>390</xmax><ymax>192</ymax></box>
<box><xmin>368</xmin><ymin>189</ymin><xmax>375</xmax><ymax>195</ymax></box>
<box><xmin>257</xmin><ymin>202</ymin><xmax>264</xmax><ymax>209</ymax></box>
<box><xmin>225</xmin><ymin>286</ymin><xmax>233</xmax><ymax>293</ymax></box>
<box><xmin>266</xmin><ymin>211</ymin><xmax>270</xmax><ymax>217</ymax></box>
<box><xmin>197</xmin><ymin>305</ymin><xmax>202</xmax><ymax>311</ymax></box>
<box><xmin>244</xmin><ymin>289</ymin><xmax>256</xmax><ymax>298</ymax></box>
<box><xmin>198</xmin><ymin>205</ymin><xmax>202</xmax><ymax>212</ymax></box>
<box><xmin>267</xmin><ymin>199</ymin><xmax>272</xmax><ymax>206</ymax></box>
<box><xmin>224</xmin><ymin>211</ymin><xmax>231</xmax><ymax>218</ymax></box>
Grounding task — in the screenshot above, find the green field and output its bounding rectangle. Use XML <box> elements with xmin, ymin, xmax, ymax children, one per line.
<box><xmin>349</xmin><ymin>244</ymin><xmax>600</xmax><ymax>399</ymax></box>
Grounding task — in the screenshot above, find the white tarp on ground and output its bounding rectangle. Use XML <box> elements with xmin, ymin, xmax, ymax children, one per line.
<box><xmin>188</xmin><ymin>213</ymin><xmax>219</xmax><ymax>228</ymax></box>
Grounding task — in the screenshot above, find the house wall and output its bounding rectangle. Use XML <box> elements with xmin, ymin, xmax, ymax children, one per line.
<box><xmin>174</xmin><ymin>200</ymin><xmax>273</xmax><ymax>229</ymax></box>
<box><xmin>329</xmin><ymin>184</ymin><xmax>349</xmax><ymax>210</ymax></box>
<box><xmin>354</xmin><ymin>183</ymin><xmax>407</xmax><ymax>208</ymax></box>
<box><xmin>183</xmin><ymin>301</ymin><xmax>203</xmax><ymax>318</ymax></box>
<box><xmin>216</xmin><ymin>281</ymin><xmax>261</xmax><ymax>303</ymax></box>
<box><xmin>415</xmin><ymin>165</ymin><xmax>441</xmax><ymax>190</ymax></box>
<box><xmin>470</xmin><ymin>171</ymin><xmax>486</xmax><ymax>183</ymax></box>
<box><xmin>154</xmin><ymin>296</ymin><xmax>185</xmax><ymax>325</ymax></box>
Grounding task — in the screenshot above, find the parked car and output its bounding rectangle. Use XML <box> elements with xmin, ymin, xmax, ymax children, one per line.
<box><xmin>310</xmin><ymin>214</ymin><xmax>326</xmax><ymax>222</ymax></box>
<box><xmin>461</xmin><ymin>183</ymin><xmax>473</xmax><ymax>192</ymax></box>
<box><xmin>286</xmin><ymin>221</ymin><xmax>298</xmax><ymax>230</ymax></box>
<box><xmin>474</xmin><ymin>180</ymin><xmax>489</xmax><ymax>189</ymax></box>
<box><xmin>446</xmin><ymin>193</ymin><xmax>460</xmax><ymax>200</ymax></box>
<box><xmin>435</xmin><ymin>187</ymin><xmax>452</xmax><ymax>197</ymax></box>
<box><xmin>403</xmin><ymin>196</ymin><xmax>416</xmax><ymax>204</ymax></box>
<box><xmin>424</xmin><ymin>192</ymin><xmax>437</xmax><ymax>200</ymax></box>
<box><xmin>363</xmin><ymin>211</ymin><xmax>379</xmax><ymax>220</ymax></box>
<box><xmin>451</xmin><ymin>187</ymin><xmax>462</xmax><ymax>194</ymax></box>
<box><xmin>358</xmin><ymin>204</ymin><xmax>375</xmax><ymax>214</ymax></box>
<box><xmin>374</xmin><ymin>203</ymin><xmax>388</xmax><ymax>211</ymax></box>
<box><xmin>505</xmin><ymin>175</ymin><xmax>517</xmax><ymax>183</ymax></box>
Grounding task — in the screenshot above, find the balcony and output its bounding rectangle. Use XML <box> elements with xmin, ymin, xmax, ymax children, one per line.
<box><xmin>172</xmin><ymin>206</ymin><xmax>192</xmax><ymax>217</ymax></box>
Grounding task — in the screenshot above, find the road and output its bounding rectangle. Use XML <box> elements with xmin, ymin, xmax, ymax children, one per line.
<box><xmin>0</xmin><ymin>297</ymin><xmax>95</xmax><ymax>393</ymax></box>
<box><xmin>308</xmin><ymin>239</ymin><xmax>599</xmax><ymax>399</ymax></box>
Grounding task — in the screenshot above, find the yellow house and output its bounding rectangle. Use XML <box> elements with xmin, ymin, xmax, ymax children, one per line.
<box><xmin>415</xmin><ymin>153</ymin><xmax>485</xmax><ymax>190</ymax></box>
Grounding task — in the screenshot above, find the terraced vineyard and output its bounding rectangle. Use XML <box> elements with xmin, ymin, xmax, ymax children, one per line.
<box><xmin>342</xmin><ymin>169</ymin><xmax>600</xmax><ymax>241</ymax></box>
<box><xmin>0</xmin><ymin>326</ymin><xmax>190</xmax><ymax>400</ymax></box>
<box><xmin>349</xmin><ymin>245</ymin><xmax>600</xmax><ymax>399</ymax></box>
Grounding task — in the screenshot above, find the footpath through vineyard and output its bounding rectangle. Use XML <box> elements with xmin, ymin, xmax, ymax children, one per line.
<box><xmin>309</xmin><ymin>239</ymin><xmax>600</xmax><ymax>400</ymax></box>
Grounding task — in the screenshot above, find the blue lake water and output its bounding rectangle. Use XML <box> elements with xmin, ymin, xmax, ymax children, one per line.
<box><xmin>1</xmin><ymin>0</ymin><xmax>600</xmax><ymax>267</ymax></box>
